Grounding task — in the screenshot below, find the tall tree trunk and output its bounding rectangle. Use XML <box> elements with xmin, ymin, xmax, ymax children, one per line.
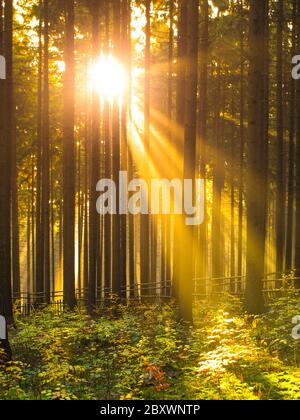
<box><xmin>63</xmin><ymin>0</ymin><xmax>76</xmax><ymax>308</ymax></box>
<box><xmin>286</xmin><ymin>0</ymin><xmax>296</xmax><ymax>271</ymax></box>
<box><xmin>211</xmin><ymin>55</ymin><xmax>223</xmax><ymax>292</ymax></box>
<box><xmin>0</xmin><ymin>0</ymin><xmax>13</xmax><ymax>325</ymax></box>
<box><xmin>245</xmin><ymin>0</ymin><xmax>269</xmax><ymax>313</ymax></box>
<box><xmin>11</xmin><ymin>14</ymin><xmax>20</xmax><ymax>300</ymax></box>
<box><xmin>230</xmin><ymin>91</ymin><xmax>235</xmax><ymax>292</ymax></box>
<box><xmin>237</xmin><ymin>0</ymin><xmax>245</xmax><ymax>292</ymax></box>
<box><xmin>275</xmin><ymin>0</ymin><xmax>284</xmax><ymax>282</ymax></box>
<box><xmin>140</xmin><ymin>0</ymin><xmax>151</xmax><ymax>299</ymax></box>
<box><xmin>88</xmin><ymin>0</ymin><xmax>101</xmax><ymax>311</ymax></box>
<box><xmin>294</xmin><ymin>0</ymin><xmax>300</xmax><ymax>287</ymax></box>
<box><xmin>173</xmin><ymin>0</ymin><xmax>187</xmax><ymax>299</ymax></box>
<box><xmin>162</xmin><ymin>0</ymin><xmax>174</xmax><ymax>297</ymax></box>
<box><xmin>127</xmin><ymin>0</ymin><xmax>135</xmax><ymax>300</ymax></box>
<box><xmin>103</xmin><ymin>0</ymin><xmax>111</xmax><ymax>301</ymax></box>
<box><xmin>111</xmin><ymin>0</ymin><xmax>121</xmax><ymax>298</ymax></box>
<box><xmin>120</xmin><ymin>0</ymin><xmax>129</xmax><ymax>301</ymax></box>
<box><xmin>42</xmin><ymin>0</ymin><xmax>50</xmax><ymax>302</ymax></box>
<box><xmin>178</xmin><ymin>0</ymin><xmax>199</xmax><ymax>323</ymax></box>
<box><xmin>35</xmin><ymin>1</ymin><xmax>43</xmax><ymax>303</ymax></box>
<box><xmin>197</xmin><ymin>0</ymin><xmax>208</xmax><ymax>296</ymax></box>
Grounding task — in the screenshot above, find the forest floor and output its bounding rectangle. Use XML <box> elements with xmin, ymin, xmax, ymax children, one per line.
<box><xmin>1</xmin><ymin>293</ymin><xmax>300</xmax><ymax>400</ymax></box>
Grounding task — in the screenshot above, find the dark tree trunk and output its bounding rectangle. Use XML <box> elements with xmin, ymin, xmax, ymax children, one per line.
<box><xmin>237</xmin><ymin>0</ymin><xmax>245</xmax><ymax>292</ymax></box>
<box><xmin>88</xmin><ymin>0</ymin><xmax>101</xmax><ymax>311</ymax></box>
<box><xmin>178</xmin><ymin>0</ymin><xmax>199</xmax><ymax>323</ymax></box>
<box><xmin>196</xmin><ymin>0</ymin><xmax>208</xmax><ymax>296</ymax></box>
<box><xmin>286</xmin><ymin>0</ymin><xmax>296</xmax><ymax>271</ymax></box>
<box><xmin>245</xmin><ymin>0</ymin><xmax>269</xmax><ymax>313</ymax></box>
<box><xmin>294</xmin><ymin>0</ymin><xmax>300</xmax><ymax>286</ymax></box>
<box><xmin>35</xmin><ymin>1</ymin><xmax>43</xmax><ymax>303</ymax></box>
<box><xmin>0</xmin><ymin>0</ymin><xmax>13</xmax><ymax>324</ymax></box>
<box><xmin>211</xmin><ymin>55</ymin><xmax>223</xmax><ymax>292</ymax></box>
<box><xmin>63</xmin><ymin>0</ymin><xmax>76</xmax><ymax>308</ymax></box>
<box><xmin>111</xmin><ymin>0</ymin><xmax>121</xmax><ymax>299</ymax></box>
<box><xmin>42</xmin><ymin>0</ymin><xmax>50</xmax><ymax>303</ymax></box>
<box><xmin>140</xmin><ymin>0</ymin><xmax>151</xmax><ymax>299</ymax></box>
<box><xmin>120</xmin><ymin>0</ymin><xmax>129</xmax><ymax>301</ymax></box>
<box><xmin>103</xmin><ymin>0</ymin><xmax>111</xmax><ymax>301</ymax></box>
<box><xmin>173</xmin><ymin>0</ymin><xmax>187</xmax><ymax>300</ymax></box>
<box><xmin>275</xmin><ymin>0</ymin><xmax>284</xmax><ymax>281</ymax></box>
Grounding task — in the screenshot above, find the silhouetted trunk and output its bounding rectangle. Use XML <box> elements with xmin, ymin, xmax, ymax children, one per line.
<box><xmin>286</xmin><ymin>0</ymin><xmax>296</xmax><ymax>271</ymax></box>
<box><xmin>237</xmin><ymin>0</ymin><xmax>245</xmax><ymax>292</ymax></box>
<box><xmin>63</xmin><ymin>0</ymin><xmax>76</xmax><ymax>308</ymax></box>
<box><xmin>275</xmin><ymin>0</ymin><xmax>284</xmax><ymax>282</ymax></box>
<box><xmin>173</xmin><ymin>0</ymin><xmax>187</xmax><ymax>299</ymax></box>
<box><xmin>245</xmin><ymin>0</ymin><xmax>269</xmax><ymax>313</ymax></box>
<box><xmin>88</xmin><ymin>0</ymin><xmax>101</xmax><ymax>310</ymax></box>
<box><xmin>35</xmin><ymin>1</ymin><xmax>43</xmax><ymax>303</ymax></box>
<box><xmin>162</xmin><ymin>0</ymin><xmax>174</xmax><ymax>297</ymax></box>
<box><xmin>197</xmin><ymin>0</ymin><xmax>208</xmax><ymax>296</ymax></box>
<box><xmin>294</xmin><ymin>0</ymin><xmax>300</xmax><ymax>287</ymax></box>
<box><xmin>120</xmin><ymin>0</ymin><xmax>129</xmax><ymax>300</ymax></box>
<box><xmin>230</xmin><ymin>91</ymin><xmax>235</xmax><ymax>293</ymax></box>
<box><xmin>211</xmin><ymin>54</ymin><xmax>223</xmax><ymax>292</ymax></box>
<box><xmin>140</xmin><ymin>0</ymin><xmax>151</xmax><ymax>299</ymax></box>
<box><xmin>112</xmin><ymin>0</ymin><xmax>121</xmax><ymax>298</ymax></box>
<box><xmin>127</xmin><ymin>0</ymin><xmax>135</xmax><ymax>300</ymax></box>
<box><xmin>178</xmin><ymin>0</ymin><xmax>198</xmax><ymax>323</ymax></box>
<box><xmin>103</xmin><ymin>0</ymin><xmax>111</xmax><ymax>301</ymax></box>
<box><xmin>0</xmin><ymin>0</ymin><xmax>13</xmax><ymax>324</ymax></box>
<box><xmin>42</xmin><ymin>0</ymin><xmax>50</xmax><ymax>302</ymax></box>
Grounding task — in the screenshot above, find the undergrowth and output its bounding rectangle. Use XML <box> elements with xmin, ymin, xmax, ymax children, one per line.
<box><xmin>0</xmin><ymin>293</ymin><xmax>300</xmax><ymax>400</ymax></box>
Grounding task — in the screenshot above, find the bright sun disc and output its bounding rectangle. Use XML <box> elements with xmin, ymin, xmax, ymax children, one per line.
<box><xmin>89</xmin><ymin>54</ymin><xmax>127</xmax><ymax>101</ymax></box>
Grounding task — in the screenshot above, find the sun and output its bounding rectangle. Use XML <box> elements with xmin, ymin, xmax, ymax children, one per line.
<box><xmin>88</xmin><ymin>54</ymin><xmax>127</xmax><ymax>102</ymax></box>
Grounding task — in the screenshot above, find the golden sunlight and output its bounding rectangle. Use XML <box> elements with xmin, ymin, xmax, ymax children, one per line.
<box><xmin>88</xmin><ymin>54</ymin><xmax>127</xmax><ymax>101</ymax></box>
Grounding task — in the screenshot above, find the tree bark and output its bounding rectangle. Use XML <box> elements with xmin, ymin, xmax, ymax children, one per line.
<box><xmin>63</xmin><ymin>0</ymin><xmax>76</xmax><ymax>308</ymax></box>
<box><xmin>245</xmin><ymin>0</ymin><xmax>269</xmax><ymax>313</ymax></box>
<box><xmin>178</xmin><ymin>0</ymin><xmax>199</xmax><ymax>323</ymax></box>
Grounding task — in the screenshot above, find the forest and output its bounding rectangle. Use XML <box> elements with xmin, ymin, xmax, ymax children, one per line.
<box><xmin>0</xmin><ymin>0</ymin><xmax>300</xmax><ymax>401</ymax></box>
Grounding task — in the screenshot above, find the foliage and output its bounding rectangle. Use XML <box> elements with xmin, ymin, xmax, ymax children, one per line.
<box><xmin>0</xmin><ymin>297</ymin><xmax>300</xmax><ymax>400</ymax></box>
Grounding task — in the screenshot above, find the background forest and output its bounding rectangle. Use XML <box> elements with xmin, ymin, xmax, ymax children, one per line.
<box><xmin>0</xmin><ymin>0</ymin><xmax>300</xmax><ymax>401</ymax></box>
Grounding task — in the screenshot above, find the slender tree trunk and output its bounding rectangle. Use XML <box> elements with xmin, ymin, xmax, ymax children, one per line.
<box><xmin>197</xmin><ymin>0</ymin><xmax>208</xmax><ymax>296</ymax></box>
<box><xmin>111</xmin><ymin>0</ymin><xmax>121</xmax><ymax>298</ymax></box>
<box><xmin>275</xmin><ymin>0</ymin><xmax>284</xmax><ymax>283</ymax></box>
<box><xmin>63</xmin><ymin>0</ymin><xmax>76</xmax><ymax>308</ymax></box>
<box><xmin>294</xmin><ymin>0</ymin><xmax>300</xmax><ymax>287</ymax></box>
<box><xmin>211</xmin><ymin>56</ymin><xmax>223</xmax><ymax>292</ymax></box>
<box><xmin>120</xmin><ymin>0</ymin><xmax>129</xmax><ymax>301</ymax></box>
<box><xmin>173</xmin><ymin>0</ymin><xmax>187</xmax><ymax>299</ymax></box>
<box><xmin>178</xmin><ymin>0</ymin><xmax>199</xmax><ymax>323</ymax></box>
<box><xmin>245</xmin><ymin>0</ymin><xmax>269</xmax><ymax>313</ymax></box>
<box><xmin>10</xmin><ymin>0</ymin><xmax>20</xmax><ymax>302</ymax></box>
<box><xmin>237</xmin><ymin>0</ymin><xmax>245</xmax><ymax>292</ymax></box>
<box><xmin>42</xmin><ymin>0</ymin><xmax>50</xmax><ymax>303</ymax></box>
<box><xmin>35</xmin><ymin>1</ymin><xmax>43</xmax><ymax>303</ymax></box>
<box><xmin>286</xmin><ymin>0</ymin><xmax>296</xmax><ymax>271</ymax></box>
<box><xmin>83</xmin><ymin>93</ymin><xmax>89</xmax><ymax>301</ymax></box>
<box><xmin>127</xmin><ymin>0</ymin><xmax>135</xmax><ymax>300</ymax></box>
<box><xmin>230</xmin><ymin>91</ymin><xmax>235</xmax><ymax>293</ymax></box>
<box><xmin>0</xmin><ymin>0</ymin><xmax>13</xmax><ymax>325</ymax></box>
<box><xmin>88</xmin><ymin>0</ymin><xmax>101</xmax><ymax>311</ymax></box>
<box><xmin>31</xmin><ymin>154</ymin><xmax>35</xmax><ymax>292</ymax></box>
<box><xmin>162</xmin><ymin>0</ymin><xmax>174</xmax><ymax>297</ymax></box>
<box><xmin>140</xmin><ymin>0</ymin><xmax>151</xmax><ymax>299</ymax></box>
